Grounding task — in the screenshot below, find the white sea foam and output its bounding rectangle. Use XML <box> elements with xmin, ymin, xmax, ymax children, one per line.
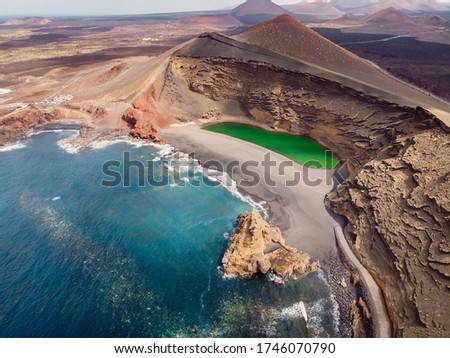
<box><xmin>275</xmin><ymin>301</ymin><xmax>308</xmax><ymax>322</ymax></box>
<box><xmin>317</xmin><ymin>269</ymin><xmax>341</xmax><ymax>334</ymax></box>
<box><xmin>262</xmin><ymin>301</ymin><xmax>309</xmax><ymax>337</ymax></box>
<box><xmin>0</xmin><ymin>143</ymin><xmax>26</xmax><ymax>152</ymax></box>
<box><xmin>28</xmin><ymin>129</ymin><xmax>65</xmax><ymax>137</ymax></box>
<box><xmin>303</xmin><ymin>299</ymin><xmax>327</xmax><ymax>336</ymax></box>
<box><xmin>200</xmin><ymin>271</ymin><xmax>212</xmax><ymax>311</ymax></box>
<box><xmin>57</xmin><ymin>135</ymin><xmax>157</xmax><ymax>153</ymax></box>
<box><xmin>89</xmin><ymin>137</ymin><xmax>158</xmax><ymax>150</ymax></box>
<box><xmin>157</xmin><ymin>144</ymin><xmax>175</xmax><ymax>157</ymax></box>
<box><xmin>57</xmin><ymin>132</ymin><xmax>82</xmax><ymax>154</ymax></box>
<box><xmin>221</xmin><ymin>273</ymin><xmax>238</xmax><ymax>280</ymax></box>
<box><xmin>201</xmin><ymin>168</ymin><xmax>269</xmax><ymax>218</ymax></box>
<box><xmin>286</xmin><ymin>271</ymin><xmax>339</xmax><ymax>337</ymax></box>
<box><xmin>0</xmin><ymin>88</ymin><xmax>12</xmax><ymax>96</ymax></box>
<box><xmin>89</xmin><ymin>139</ymin><xmax>128</xmax><ymax>150</ymax></box>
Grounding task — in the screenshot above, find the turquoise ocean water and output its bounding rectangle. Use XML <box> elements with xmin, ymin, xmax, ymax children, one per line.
<box><xmin>0</xmin><ymin>132</ymin><xmax>339</xmax><ymax>337</ymax></box>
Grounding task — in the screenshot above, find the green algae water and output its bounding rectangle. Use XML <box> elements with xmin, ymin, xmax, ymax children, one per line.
<box><xmin>204</xmin><ymin>123</ymin><xmax>339</xmax><ymax>169</ymax></box>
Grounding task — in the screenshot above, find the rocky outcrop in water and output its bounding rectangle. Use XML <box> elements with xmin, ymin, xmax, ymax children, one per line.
<box><xmin>222</xmin><ymin>212</ymin><xmax>320</xmax><ymax>280</ymax></box>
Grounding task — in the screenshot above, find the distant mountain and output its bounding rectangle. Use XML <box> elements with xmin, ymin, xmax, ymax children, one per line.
<box><xmin>362</xmin><ymin>6</ymin><xmax>416</xmax><ymax>25</ymax></box>
<box><xmin>355</xmin><ymin>0</ymin><xmax>449</xmax><ymax>14</ymax></box>
<box><xmin>331</xmin><ymin>0</ymin><xmax>378</xmax><ymax>10</ymax></box>
<box><xmin>231</xmin><ymin>0</ymin><xmax>287</xmax><ymax>17</ymax></box>
<box><xmin>1</xmin><ymin>17</ymin><xmax>52</xmax><ymax>26</ymax></box>
<box><xmin>231</xmin><ymin>0</ymin><xmax>289</xmax><ymax>24</ymax></box>
<box><xmin>408</xmin><ymin>0</ymin><xmax>449</xmax><ymax>11</ymax></box>
<box><xmin>331</xmin><ymin>14</ymin><xmax>356</xmax><ymax>24</ymax></box>
<box><xmin>419</xmin><ymin>14</ymin><xmax>450</xmax><ymax>27</ymax></box>
<box><xmin>291</xmin><ymin>1</ymin><xmax>344</xmax><ymax>20</ymax></box>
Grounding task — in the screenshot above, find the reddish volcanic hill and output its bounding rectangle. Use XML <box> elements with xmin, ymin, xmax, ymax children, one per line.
<box><xmin>231</xmin><ymin>0</ymin><xmax>287</xmax><ymax>17</ymax></box>
<box><xmin>362</xmin><ymin>7</ymin><xmax>416</xmax><ymax>25</ymax></box>
<box><xmin>236</xmin><ymin>14</ymin><xmax>384</xmax><ymax>79</ymax></box>
<box><xmin>332</xmin><ymin>14</ymin><xmax>355</xmax><ymax>24</ymax></box>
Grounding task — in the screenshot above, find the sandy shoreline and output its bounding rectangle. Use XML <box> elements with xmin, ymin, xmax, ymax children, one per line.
<box><xmin>163</xmin><ymin>123</ymin><xmax>343</xmax><ymax>265</ymax></box>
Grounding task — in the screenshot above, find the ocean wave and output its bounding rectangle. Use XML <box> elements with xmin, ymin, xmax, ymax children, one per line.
<box><xmin>201</xmin><ymin>168</ymin><xmax>269</xmax><ymax>218</ymax></box>
<box><xmin>57</xmin><ymin>132</ymin><xmax>82</xmax><ymax>154</ymax></box>
<box><xmin>273</xmin><ymin>301</ymin><xmax>308</xmax><ymax>322</ymax></box>
<box><xmin>316</xmin><ymin>270</ymin><xmax>340</xmax><ymax>335</ymax></box>
<box><xmin>27</xmin><ymin>129</ymin><xmax>67</xmax><ymax>138</ymax></box>
<box><xmin>303</xmin><ymin>299</ymin><xmax>328</xmax><ymax>336</ymax></box>
<box><xmin>261</xmin><ymin>301</ymin><xmax>309</xmax><ymax>337</ymax></box>
<box><xmin>0</xmin><ymin>143</ymin><xmax>26</xmax><ymax>152</ymax></box>
<box><xmin>58</xmin><ymin>135</ymin><xmax>157</xmax><ymax>154</ymax></box>
<box><xmin>156</xmin><ymin>144</ymin><xmax>175</xmax><ymax>157</ymax></box>
<box><xmin>0</xmin><ymin>88</ymin><xmax>12</xmax><ymax>96</ymax></box>
<box><xmin>89</xmin><ymin>137</ymin><xmax>156</xmax><ymax>150</ymax></box>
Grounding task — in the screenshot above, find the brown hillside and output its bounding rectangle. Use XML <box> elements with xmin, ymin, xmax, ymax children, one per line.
<box><xmin>236</xmin><ymin>14</ymin><xmax>385</xmax><ymax>81</ymax></box>
<box><xmin>362</xmin><ymin>7</ymin><xmax>416</xmax><ymax>25</ymax></box>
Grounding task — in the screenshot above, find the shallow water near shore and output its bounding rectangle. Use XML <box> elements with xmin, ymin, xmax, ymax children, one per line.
<box><xmin>0</xmin><ymin>131</ymin><xmax>342</xmax><ymax>338</ymax></box>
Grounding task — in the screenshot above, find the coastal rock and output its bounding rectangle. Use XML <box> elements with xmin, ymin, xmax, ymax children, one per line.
<box><xmin>121</xmin><ymin>86</ymin><xmax>171</xmax><ymax>144</ymax></box>
<box><xmin>0</xmin><ymin>105</ymin><xmax>59</xmax><ymax>145</ymax></box>
<box><xmin>122</xmin><ymin>107</ymin><xmax>164</xmax><ymax>143</ymax></box>
<box><xmin>350</xmin><ymin>298</ymin><xmax>372</xmax><ymax>338</ymax></box>
<box><xmin>222</xmin><ymin>212</ymin><xmax>320</xmax><ymax>279</ymax></box>
<box><xmin>350</xmin><ymin>271</ymin><xmax>360</xmax><ymax>286</ymax></box>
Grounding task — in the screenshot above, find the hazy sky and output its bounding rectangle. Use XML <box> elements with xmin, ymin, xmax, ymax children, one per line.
<box><xmin>2</xmin><ymin>0</ymin><xmax>450</xmax><ymax>16</ymax></box>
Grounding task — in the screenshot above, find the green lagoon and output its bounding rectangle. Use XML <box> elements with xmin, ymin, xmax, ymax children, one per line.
<box><xmin>204</xmin><ymin>123</ymin><xmax>339</xmax><ymax>169</ymax></box>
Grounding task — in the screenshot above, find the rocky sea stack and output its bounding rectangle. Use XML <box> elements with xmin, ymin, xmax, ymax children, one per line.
<box><xmin>222</xmin><ymin>212</ymin><xmax>320</xmax><ymax>280</ymax></box>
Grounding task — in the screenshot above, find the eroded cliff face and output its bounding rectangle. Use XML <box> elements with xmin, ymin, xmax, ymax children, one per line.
<box><xmin>167</xmin><ymin>55</ymin><xmax>440</xmax><ymax>165</ymax></box>
<box><xmin>121</xmin><ymin>86</ymin><xmax>167</xmax><ymax>143</ymax></box>
<box><xmin>327</xmin><ymin>129</ymin><xmax>450</xmax><ymax>337</ymax></box>
<box><xmin>164</xmin><ymin>53</ymin><xmax>450</xmax><ymax>337</ymax></box>
<box><xmin>222</xmin><ymin>212</ymin><xmax>320</xmax><ymax>279</ymax></box>
<box><xmin>0</xmin><ymin>106</ymin><xmax>62</xmax><ymax>145</ymax></box>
